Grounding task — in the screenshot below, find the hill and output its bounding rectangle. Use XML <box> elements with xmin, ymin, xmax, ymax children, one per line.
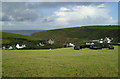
<box><xmin>2</xmin><ymin>32</ymin><xmax>42</xmax><ymax>40</ymax></box>
<box><xmin>1</xmin><ymin>32</ymin><xmax>42</xmax><ymax>45</ymax></box>
<box><xmin>1</xmin><ymin>32</ymin><xmax>64</xmax><ymax>49</ymax></box>
<box><xmin>32</xmin><ymin>26</ymin><xmax>120</xmax><ymax>44</ymax></box>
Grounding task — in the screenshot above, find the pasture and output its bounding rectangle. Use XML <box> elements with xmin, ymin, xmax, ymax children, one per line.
<box><xmin>2</xmin><ymin>46</ymin><xmax>118</xmax><ymax>77</ymax></box>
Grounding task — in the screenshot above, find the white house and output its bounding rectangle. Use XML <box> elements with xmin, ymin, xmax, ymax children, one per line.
<box><xmin>99</xmin><ymin>38</ymin><xmax>104</xmax><ymax>43</ymax></box>
<box><xmin>86</xmin><ymin>42</ymin><xmax>94</xmax><ymax>45</ymax></box>
<box><xmin>118</xmin><ymin>43</ymin><xmax>120</xmax><ymax>45</ymax></box>
<box><xmin>38</xmin><ymin>43</ymin><xmax>44</xmax><ymax>46</ymax></box>
<box><xmin>64</xmin><ymin>42</ymin><xmax>75</xmax><ymax>47</ymax></box>
<box><xmin>91</xmin><ymin>42</ymin><xmax>94</xmax><ymax>45</ymax></box>
<box><xmin>104</xmin><ymin>37</ymin><xmax>113</xmax><ymax>43</ymax></box>
<box><xmin>48</xmin><ymin>39</ymin><xmax>54</xmax><ymax>45</ymax></box>
<box><xmin>92</xmin><ymin>40</ymin><xmax>99</xmax><ymax>42</ymax></box>
<box><xmin>9</xmin><ymin>46</ymin><xmax>13</xmax><ymax>50</ymax></box>
<box><xmin>99</xmin><ymin>41</ymin><xmax>103</xmax><ymax>43</ymax></box>
<box><xmin>2</xmin><ymin>46</ymin><xmax>6</xmax><ymax>50</ymax></box>
<box><xmin>92</xmin><ymin>37</ymin><xmax>113</xmax><ymax>44</ymax></box>
<box><xmin>16</xmin><ymin>44</ymin><xmax>26</xmax><ymax>49</ymax></box>
<box><xmin>2</xmin><ymin>45</ymin><xmax>13</xmax><ymax>50</ymax></box>
<box><xmin>68</xmin><ymin>43</ymin><xmax>75</xmax><ymax>47</ymax></box>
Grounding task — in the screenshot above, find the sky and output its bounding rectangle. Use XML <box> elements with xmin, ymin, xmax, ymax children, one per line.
<box><xmin>1</xmin><ymin>2</ymin><xmax>118</xmax><ymax>30</ymax></box>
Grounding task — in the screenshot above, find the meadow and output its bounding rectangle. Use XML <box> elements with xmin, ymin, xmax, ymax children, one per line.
<box><xmin>2</xmin><ymin>46</ymin><xmax>118</xmax><ymax>77</ymax></box>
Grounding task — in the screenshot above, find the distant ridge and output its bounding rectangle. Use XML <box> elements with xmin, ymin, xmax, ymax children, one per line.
<box><xmin>1</xmin><ymin>32</ymin><xmax>42</xmax><ymax>45</ymax></box>
<box><xmin>2</xmin><ymin>30</ymin><xmax>46</xmax><ymax>36</ymax></box>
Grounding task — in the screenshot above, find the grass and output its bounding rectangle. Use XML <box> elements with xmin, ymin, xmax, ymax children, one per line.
<box><xmin>84</xmin><ymin>26</ymin><xmax>120</xmax><ymax>29</ymax></box>
<box><xmin>2</xmin><ymin>46</ymin><xmax>118</xmax><ymax>77</ymax></box>
<box><xmin>0</xmin><ymin>50</ymin><xmax>2</xmax><ymax>78</ymax></box>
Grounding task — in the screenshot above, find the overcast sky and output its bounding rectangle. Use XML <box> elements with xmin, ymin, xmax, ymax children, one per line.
<box><xmin>1</xmin><ymin>2</ymin><xmax>118</xmax><ymax>30</ymax></box>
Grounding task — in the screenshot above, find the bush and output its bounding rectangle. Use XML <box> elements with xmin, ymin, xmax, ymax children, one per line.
<box><xmin>21</xmin><ymin>43</ymin><xmax>64</xmax><ymax>50</ymax></box>
<box><xmin>39</xmin><ymin>43</ymin><xmax>64</xmax><ymax>49</ymax></box>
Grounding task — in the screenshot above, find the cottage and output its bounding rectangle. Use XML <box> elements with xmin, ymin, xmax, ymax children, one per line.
<box><xmin>48</xmin><ymin>39</ymin><xmax>54</xmax><ymax>45</ymax></box>
<box><xmin>64</xmin><ymin>42</ymin><xmax>75</xmax><ymax>47</ymax></box>
<box><xmin>2</xmin><ymin>46</ymin><xmax>6</xmax><ymax>50</ymax></box>
<box><xmin>69</xmin><ymin>43</ymin><xmax>75</xmax><ymax>47</ymax></box>
<box><xmin>2</xmin><ymin>45</ymin><xmax>13</xmax><ymax>50</ymax></box>
<box><xmin>92</xmin><ymin>37</ymin><xmax>113</xmax><ymax>44</ymax></box>
<box><xmin>99</xmin><ymin>41</ymin><xmax>103</xmax><ymax>43</ymax></box>
<box><xmin>38</xmin><ymin>42</ymin><xmax>44</xmax><ymax>46</ymax></box>
<box><xmin>86</xmin><ymin>42</ymin><xmax>94</xmax><ymax>45</ymax></box>
<box><xmin>99</xmin><ymin>38</ymin><xmax>103</xmax><ymax>43</ymax></box>
<box><xmin>16</xmin><ymin>44</ymin><xmax>26</xmax><ymax>49</ymax></box>
<box><xmin>118</xmin><ymin>43</ymin><xmax>120</xmax><ymax>46</ymax></box>
<box><xmin>104</xmin><ymin>37</ymin><xmax>113</xmax><ymax>43</ymax></box>
<box><xmin>64</xmin><ymin>43</ymin><xmax>69</xmax><ymax>47</ymax></box>
<box><xmin>9</xmin><ymin>46</ymin><xmax>13</xmax><ymax>50</ymax></box>
<box><xmin>92</xmin><ymin>40</ymin><xmax>99</xmax><ymax>42</ymax></box>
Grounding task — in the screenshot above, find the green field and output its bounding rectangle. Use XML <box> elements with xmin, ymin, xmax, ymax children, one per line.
<box><xmin>2</xmin><ymin>46</ymin><xmax>118</xmax><ymax>77</ymax></box>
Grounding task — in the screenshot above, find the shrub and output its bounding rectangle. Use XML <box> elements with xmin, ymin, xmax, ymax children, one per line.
<box><xmin>21</xmin><ymin>43</ymin><xmax>64</xmax><ymax>50</ymax></box>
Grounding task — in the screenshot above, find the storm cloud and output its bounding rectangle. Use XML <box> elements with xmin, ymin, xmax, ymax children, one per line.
<box><xmin>2</xmin><ymin>2</ymin><xmax>104</xmax><ymax>22</ymax></box>
<box><xmin>1</xmin><ymin>2</ymin><xmax>118</xmax><ymax>30</ymax></box>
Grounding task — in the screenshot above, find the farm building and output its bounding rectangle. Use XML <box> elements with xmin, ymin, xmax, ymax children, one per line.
<box><xmin>2</xmin><ymin>45</ymin><xmax>13</xmax><ymax>50</ymax></box>
<box><xmin>16</xmin><ymin>44</ymin><xmax>26</xmax><ymax>49</ymax></box>
<box><xmin>48</xmin><ymin>39</ymin><xmax>54</xmax><ymax>45</ymax></box>
<box><xmin>64</xmin><ymin>42</ymin><xmax>75</xmax><ymax>47</ymax></box>
<box><xmin>92</xmin><ymin>37</ymin><xmax>113</xmax><ymax>44</ymax></box>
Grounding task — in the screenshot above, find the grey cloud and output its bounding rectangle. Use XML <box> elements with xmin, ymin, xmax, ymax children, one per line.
<box><xmin>26</xmin><ymin>2</ymin><xmax>103</xmax><ymax>9</ymax></box>
<box><xmin>2</xmin><ymin>2</ymin><xmax>104</xmax><ymax>22</ymax></box>
<box><xmin>2</xmin><ymin>2</ymin><xmax>39</xmax><ymax>22</ymax></box>
<box><xmin>2</xmin><ymin>15</ymin><xmax>10</xmax><ymax>21</ymax></box>
<box><xmin>2</xmin><ymin>2</ymin><xmax>115</xmax><ymax>30</ymax></box>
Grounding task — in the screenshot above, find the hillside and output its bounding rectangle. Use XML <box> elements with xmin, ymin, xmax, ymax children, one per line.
<box><xmin>32</xmin><ymin>26</ymin><xmax>120</xmax><ymax>44</ymax></box>
<box><xmin>1</xmin><ymin>32</ymin><xmax>42</xmax><ymax>45</ymax></box>
<box><xmin>2</xmin><ymin>32</ymin><xmax>41</xmax><ymax>40</ymax></box>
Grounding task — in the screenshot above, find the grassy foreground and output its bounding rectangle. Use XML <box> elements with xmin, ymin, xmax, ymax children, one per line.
<box><xmin>2</xmin><ymin>46</ymin><xmax>118</xmax><ymax>77</ymax></box>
